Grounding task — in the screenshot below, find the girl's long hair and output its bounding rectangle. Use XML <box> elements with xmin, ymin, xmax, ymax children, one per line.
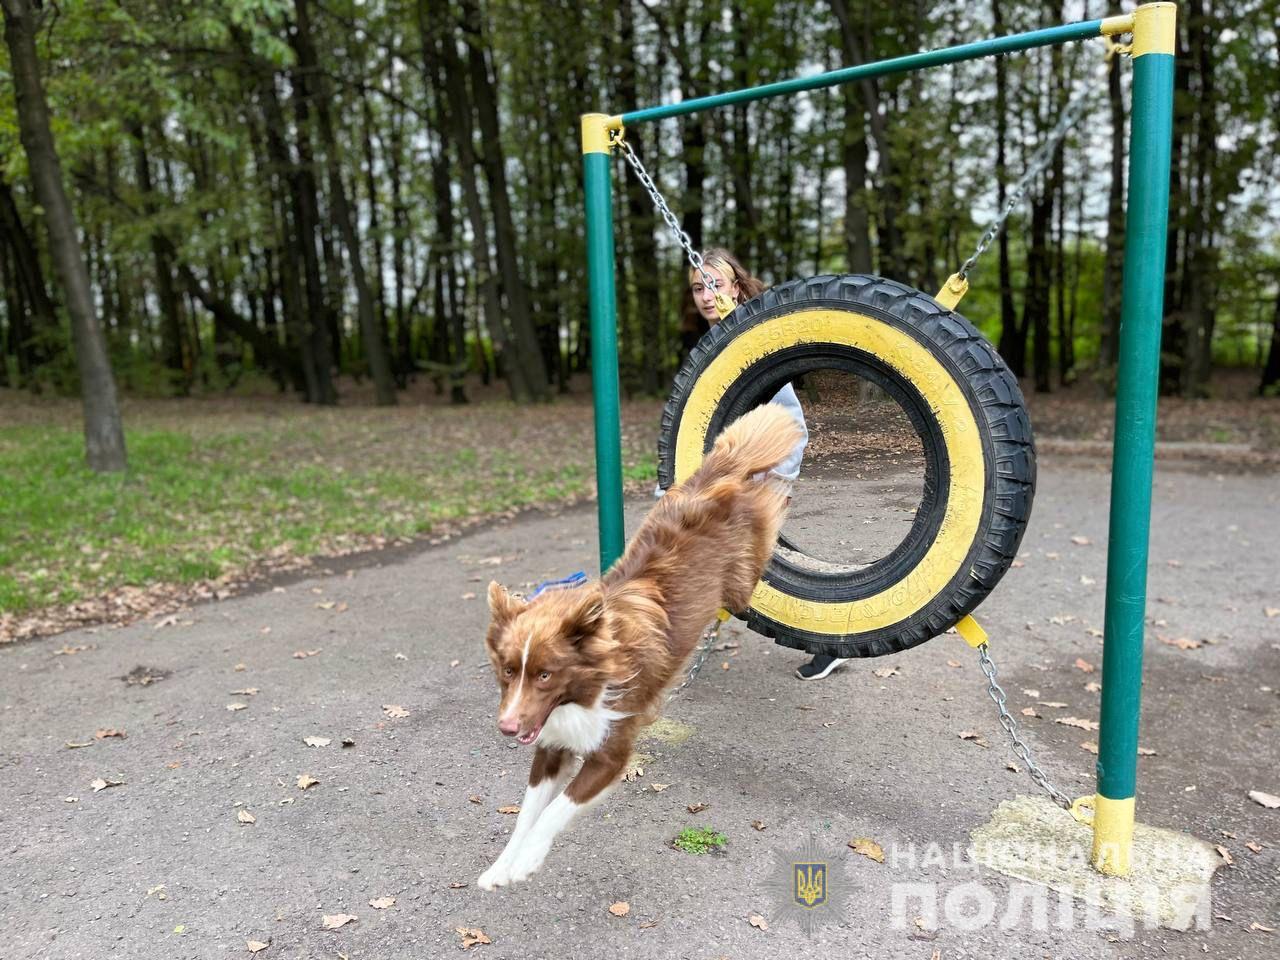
<box><xmin>696</xmin><ymin>247</ymin><xmax>766</xmax><ymax>303</ymax></box>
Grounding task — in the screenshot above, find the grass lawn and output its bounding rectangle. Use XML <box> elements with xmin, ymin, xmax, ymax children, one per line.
<box><xmin>0</xmin><ymin>386</ymin><xmax>663</xmax><ymax>622</ymax></box>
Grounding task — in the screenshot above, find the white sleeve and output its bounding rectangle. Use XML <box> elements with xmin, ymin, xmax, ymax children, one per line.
<box><xmin>768</xmin><ymin>382</ymin><xmax>809</xmax><ymax>482</ymax></box>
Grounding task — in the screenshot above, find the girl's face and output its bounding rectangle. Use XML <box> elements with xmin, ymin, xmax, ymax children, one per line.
<box><xmin>690</xmin><ymin>264</ymin><xmax>738</xmax><ymax>324</ymax></box>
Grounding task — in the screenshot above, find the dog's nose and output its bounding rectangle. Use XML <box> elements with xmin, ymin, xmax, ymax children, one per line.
<box><xmin>497</xmin><ymin>716</ymin><xmax>520</xmax><ymax>736</ymax></box>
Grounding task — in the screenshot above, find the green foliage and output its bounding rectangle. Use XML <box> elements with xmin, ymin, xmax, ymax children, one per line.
<box><xmin>673</xmin><ymin>826</ymin><xmax>728</xmax><ymax>855</ymax></box>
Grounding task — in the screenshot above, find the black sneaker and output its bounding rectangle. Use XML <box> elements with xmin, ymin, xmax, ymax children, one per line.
<box><xmin>795</xmin><ymin>654</ymin><xmax>850</xmax><ymax>681</ymax></box>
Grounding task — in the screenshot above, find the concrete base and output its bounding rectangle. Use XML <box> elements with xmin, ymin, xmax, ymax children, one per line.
<box><xmin>971</xmin><ymin>795</ymin><xmax>1224</xmax><ymax>931</ymax></box>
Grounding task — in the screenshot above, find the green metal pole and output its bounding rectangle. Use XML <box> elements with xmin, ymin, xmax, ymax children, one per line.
<box><xmin>620</xmin><ymin>18</ymin><xmax>1121</xmax><ymax>126</ymax></box>
<box><xmin>1093</xmin><ymin>2</ymin><xmax>1177</xmax><ymax>877</ymax></box>
<box><xmin>581</xmin><ymin>114</ymin><xmax>625</xmax><ymax>573</ymax></box>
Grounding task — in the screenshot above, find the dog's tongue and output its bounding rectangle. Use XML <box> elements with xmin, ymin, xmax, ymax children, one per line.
<box><xmin>516</xmin><ymin>726</ymin><xmax>541</xmax><ymax>746</ymax></box>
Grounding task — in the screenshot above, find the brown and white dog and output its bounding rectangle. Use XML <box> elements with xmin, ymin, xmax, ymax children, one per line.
<box><xmin>478</xmin><ymin>403</ymin><xmax>802</xmax><ymax>889</ymax></box>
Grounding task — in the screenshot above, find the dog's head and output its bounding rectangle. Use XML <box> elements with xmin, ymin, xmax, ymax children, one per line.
<box><xmin>484</xmin><ymin>580</ymin><xmax>607</xmax><ymax>746</ymax></box>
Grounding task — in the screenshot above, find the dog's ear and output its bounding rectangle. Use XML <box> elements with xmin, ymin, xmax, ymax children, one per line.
<box><xmin>488</xmin><ymin>581</ymin><xmax>524</xmax><ymax>623</ymax></box>
<box><xmin>565</xmin><ymin>584</ymin><xmax>605</xmax><ymax>643</ymax></box>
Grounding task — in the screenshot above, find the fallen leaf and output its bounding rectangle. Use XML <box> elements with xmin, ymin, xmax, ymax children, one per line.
<box><xmin>247</xmin><ymin>941</ymin><xmax>269</xmax><ymax>954</ymax></box>
<box><xmin>1138</xmin><ymin>746</ymin><xmax>1158</xmax><ymax>756</ymax></box>
<box><xmin>90</xmin><ymin>777</ymin><xmax>123</xmax><ymax>793</ymax></box>
<box><xmin>64</xmin><ymin>796</ymin><xmax>79</xmax><ymax>802</ymax></box>
<box><xmin>147</xmin><ymin>884</ymin><xmax>166</xmax><ymax>899</ymax></box>
<box><xmin>1004</xmin><ymin>761</ymin><xmax>1019</xmax><ymax>772</ymax></box>
<box><xmin>1215</xmin><ymin>845</ymin><xmax>1234</xmax><ymax>866</ymax></box>
<box><xmin>1020</xmin><ymin>707</ymin><xmax>1039</xmax><ymax>718</ymax></box>
<box><xmin>468</xmin><ymin>795</ymin><xmax>482</xmax><ymax>804</ymax></box>
<box><xmin>1087</xmin><ymin>627</ymin><xmax>1104</xmax><ymax>638</ymax></box>
<box><xmin>1265</xmin><ymin>607</ymin><xmax>1280</xmax><ymax>619</ymax></box>
<box><xmin>1248</xmin><ymin>790</ymin><xmax>1280</xmax><ymax>809</ymax></box>
<box><xmin>1074</xmin><ymin>658</ymin><xmax>1095</xmax><ymax>673</ymax></box>
<box><xmin>1080</xmin><ymin>575</ymin><xmax>1097</xmax><ymax>586</ymax></box>
<box><xmin>234</xmin><ymin>663</ymin><xmax>247</xmax><ymax>672</ymax></box>
<box><xmin>303</xmin><ymin>737</ymin><xmax>332</xmax><ymax>748</ymax></box>
<box><xmin>1250</xmin><ymin>922</ymin><xmax>1275</xmax><ymax>932</ymax></box>
<box><xmin>946</xmin><ymin>660</ymin><xmax>961</xmax><ymax>668</ymax></box>
<box><xmin>1070</xmin><ymin>535</ymin><xmax>1091</xmax><ymax>546</ymax></box>
<box><xmin>368</xmin><ymin>897</ymin><xmax>395</xmax><ymax>909</ymax></box>
<box><xmin>1081</xmin><ymin>741</ymin><xmax>1099</xmax><ymax>754</ymax></box>
<box><xmin>687</xmin><ymin>802</ymin><xmax>708</xmax><ymax>813</ymax></box>
<box><xmin>1022</xmin><ymin>688</ymin><xmax>1041</xmax><ymax>699</ymax></box>
<box><xmin>238</xmin><ymin>809</ymin><xmax>256</xmax><ymax>824</ymax></box>
<box><xmin>751</xmin><ymin>820</ymin><xmax>767</xmax><ymax>831</ymax></box>
<box><xmin>93</xmin><ymin>728</ymin><xmax>126</xmax><ymax>740</ymax></box>
<box><xmin>1085</xmin><ymin>681</ymin><xmax>1102</xmax><ymax>693</ymax></box>
<box><xmin>1055</xmin><ymin>716</ymin><xmax>1100</xmax><ymax>731</ymax></box>
<box><xmin>292</xmin><ymin>649</ymin><xmax>321</xmax><ymax>659</ymax></box>
<box><xmin>382</xmin><ymin>704</ymin><xmax>410</xmax><ymax>719</ymax></box>
<box><xmin>650</xmin><ymin>783</ymin><xmax>671</xmax><ymax>792</ymax></box>
<box><xmin>230</xmin><ymin>688</ymin><xmax>259</xmax><ymax>697</ymax></box>
<box><xmin>394</xmin><ymin>653</ymin><xmax>408</xmax><ymax>661</ymax></box>
<box><xmin>1038</xmin><ymin>701</ymin><xmax>1068</xmax><ymax>709</ymax></box>
<box><xmin>608</xmin><ymin>901</ymin><xmax>630</xmax><ymax>917</ymax></box>
<box><xmin>748</xmin><ymin>914</ymin><xmax>769</xmax><ymax>931</ymax></box>
<box><xmin>497</xmin><ymin>805</ymin><xmax>521</xmax><ymax>814</ymax></box>
<box><xmin>958</xmin><ymin>730</ymin><xmax>989</xmax><ymax>747</ymax></box>
<box><xmin>1246</xmin><ymin>841</ymin><xmax>1263</xmax><ymax>853</ymax></box>
<box><xmin>849</xmin><ymin>837</ymin><xmax>885</xmax><ymax>863</ymax></box>
<box><xmin>322</xmin><ymin>914</ymin><xmax>357</xmax><ymax>930</ymax></box>
<box><xmin>872</xmin><ymin>667</ymin><xmax>898</xmax><ymax>679</ymax></box>
<box><xmin>449</xmin><ymin>881</ymin><xmax>468</xmax><ymax>888</ymax></box>
<box><xmin>335</xmin><ymin>602</ymin><xmax>348</xmax><ymax>613</ymax></box>
<box><xmin>721</xmin><ymin>661</ymin><xmax>730</xmax><ymax>670</ymax></box>
<box><xmin>297</xmin><ymin>775</ymin><xmax>320</xmax><ymax>790</ymax></box>
<box><xmin>455</xmin><ymin>926</ymin><xmax>491</xmax><ymax>948</ymax></box>
<box><xmin>316</xmin><ymin>601</ymin><xmax>335</xmax><ymax>610</ymax></box>
<box><xmin>1159</xmin><ymin>635</ymin><xmax>1202</xmax><ymax>650</ymax></box>
<box><xmin>461</xmin><ymin>592</ymin><xmax>477</xmax><ymax>601</ymax></box>
<box><xmin>65</xmin><ymin>740</ymin><xmax>94</xmax><ymax>749</ymax></box>
<box><xmin>226</xmin><ymin>703</ymin><xmax>248</xmax><ymax>712</ymax></box>
<box><xmin>450</xmin><ymin>659</ymin><xmax>460</xmax><ymax>668</ymax></box>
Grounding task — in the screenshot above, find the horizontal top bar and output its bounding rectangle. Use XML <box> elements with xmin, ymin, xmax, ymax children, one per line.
<box><xmin>620</xmin><ymin>19</ymin><xmax>1107</xmax><ymax>125</ymax></box>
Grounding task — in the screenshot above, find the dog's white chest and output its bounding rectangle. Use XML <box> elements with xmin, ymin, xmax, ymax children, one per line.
<box><xmin>540</xmin><ymin>699</ymin><xmax>628</xmax><ymax>755</ymax></box>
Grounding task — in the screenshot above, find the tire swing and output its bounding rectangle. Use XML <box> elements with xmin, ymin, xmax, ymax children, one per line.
<box><xmin>611</xmin><ymin>96</ymin><xmax>1085</xmax><ymax>658</ymax></box>
<box><xmin>656</xmin><ymin>274</ymin><xmax>1034</xmax><ymax>659</ymax></box>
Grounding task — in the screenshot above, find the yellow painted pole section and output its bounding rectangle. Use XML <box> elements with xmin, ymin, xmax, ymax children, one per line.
<box><xmin>1090</xmin><ymin>1</ymin><xmax>1177</xmax><ymax>877</ymax></box>
<box><xmin>1131</xmin><ymin>2</ymin><xmax>1177</xmax><ymax>57</ymax></box>
<box><xmin>580</xmin><ymin>113</ymin><xmax>622</xmax><ymax>155</ymax></box>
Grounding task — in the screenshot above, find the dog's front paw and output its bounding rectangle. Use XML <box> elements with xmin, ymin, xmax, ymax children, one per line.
<box><xmin>477</xmin><ymin>861</ymin><xmax>511</xmax><ymax>891</ymax></box>
<box><xmin>504</xmin><ymin>844</ymin><xmax>549</xmax><ymax>885</ymax></box>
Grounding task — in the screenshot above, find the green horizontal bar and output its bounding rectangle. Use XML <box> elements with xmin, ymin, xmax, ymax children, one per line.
<box><xmin>620</xmin><ymin>20</ymin><xmax>1104</xmax><ymax>125</ymax></box>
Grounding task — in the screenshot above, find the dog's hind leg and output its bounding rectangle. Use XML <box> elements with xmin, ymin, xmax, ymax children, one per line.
<box><xmin>478</xmin><ymin>746</ymin><xmax>574</xmax><ymax>890</ymax></box>
<box><xmin>499</xmin><ymin>731</ymin><xmax>635</xmax><ymax>886</ymax></box>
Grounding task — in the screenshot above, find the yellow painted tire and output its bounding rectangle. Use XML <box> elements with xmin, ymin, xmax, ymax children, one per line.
<box><xmin>657</xmin><ymin>275</ymin><xmax>1035</xmax><ymax>658</ymax></box>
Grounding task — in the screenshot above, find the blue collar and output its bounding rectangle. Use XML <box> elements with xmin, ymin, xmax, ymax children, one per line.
<box><xmin>527</xmin><ymin>570</ymin><xmax>588</xmax><ymax>601</ymax></box>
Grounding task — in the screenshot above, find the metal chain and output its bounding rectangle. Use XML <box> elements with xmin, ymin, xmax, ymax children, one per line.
<box><xmin>957</xmin><ymin>88</ymin><xmax>1092</xmax><ymax>280</ymax></box>
<box><xmin>613</xmin><ymin>133</ymin><xmax>730</xmax><ymax>309</ymax></box>
<box><xmin>976</xmin><ymin>642</ymin><xmax>1074</xmax><ymax>808</ymax></box>
<box><xmin>667</xmin><ymin>619</ymin><xmax>723</xmax><ymax>701</ymax></box>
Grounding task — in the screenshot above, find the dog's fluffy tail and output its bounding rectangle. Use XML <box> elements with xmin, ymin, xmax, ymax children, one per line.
<box><xmin>696</xmin><ymin>403</ymin><xmax>803</xmax><ymax>481</ymax></box>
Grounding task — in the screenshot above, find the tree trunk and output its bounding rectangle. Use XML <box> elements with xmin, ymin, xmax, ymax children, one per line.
<box><xmin>457</xmin><ymin>0</ymin><xmax>549</xmax><ymax>401</ymax></box>
<box><xmin>1260</xmin><ymin>278</ymin><xmax>1280</xmax><ymax>395</ymax></box>
<box><xmin>292</xmin><ymin>0</ymin><xmax>396</xmax><ymax>405</ymax></box>
<box><xmin>425</xmin><ymin>1</ymin><xmax>528</xmax><ymax>401</ymax></box>
<box><xmin>127</xmin><ymin>121</ymin><xmax>187</xmax><ymax>386</ymax></box>
<box><xmin>619</xmin><ymin>0</ymin><xmax>662</xmax><ymax>395</ymax></box>
<box><xmin>286</xmin><ymin>38</ymin><xmax>338</xmax><ymax>404</ymax></box>
<box><xmin>0</xmin><ymin>175</ymin><xmax>55</xmax><ymax>376</ymax></box>
<box><xmin>3</xmin><ymin>0</ymin><xmax>126</xmax><ymax>471</ymax></box>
